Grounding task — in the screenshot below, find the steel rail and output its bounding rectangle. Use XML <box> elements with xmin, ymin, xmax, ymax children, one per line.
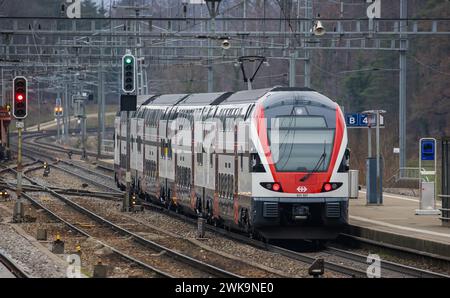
<box><xmin>2</xmin><ymin>182</ymin><xmax>173</xmax><ymax>278</ymax></box>
<box><xmin>5</xmin><ymin>170</ymin><xmax>240</xmax><ymax>278</ymax></box>
<box><xmin>58</xmin><ymin>160</ymin><xmax>115</xmax><ymax>183</ymax></box>
<box><xmin>50</xmin><ymin>162</ymin><xmax>122</xmax><ymax>194</ymax></box>
<box><xmin>0</xmin><ymin>252</ymin><xmax>29</xmax><ymax>278</ymax></box>
<box><xmin>139</xmin><ymin>202</ymin><xmax>366</xmax><ymax>278</ymax></box>
<box><xmin>325</xmin><ymin>246</ymin><xmax>450</xmax><ymax>278</ymax></box>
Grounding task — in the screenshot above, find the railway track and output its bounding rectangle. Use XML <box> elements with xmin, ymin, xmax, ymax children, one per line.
<box><xmin>138</xmin><ymin>201</ymin><xmax>368</xmax><ymax>278</ymax></box>
<box><xmin>52</xmin><ymin>160</ymin><xmax>120</xmax><ymax>194</ymax></box>
<box><xmin>0</xmin><ymin>252</ymin><xmax>29</xmax><ymax>278</ymax></box>
<box><xmin>139</xmin><ymin>200</ymin><xmax>450</xmax><ymax>278</ymax></box>
<box><xmin>10</xmin><ymin>134</ymin><xmax>120</xmax><ymax>194</ymax></box>
<box><xmin>333</xmin><ymin>233</ymin><xmax>450</xmax><ymax>276</ymax></box>
<box><xmin>322</xmin><ymin>246</ymin><xmax>449</xmax><ymax>278</ymax></box>
<box><xmin>2</xmin><ymin>169</ymin><xmax>246</xmax><ymax>278</ymax></box>
<box><xmin>32</xmin><ymin>130</ymin><xmax>114</xmax><ymax>160</ymax></box>
<box><xmin>11</xmin><ymin>132</ymin><xmax>450</xmax><ymax>278</ymax></box>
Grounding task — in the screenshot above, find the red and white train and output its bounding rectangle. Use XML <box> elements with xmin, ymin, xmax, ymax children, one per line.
<box><xmin>114</xmin><ymin>87</ymin><xmax>351</xmax><ymax>239</ymax></box>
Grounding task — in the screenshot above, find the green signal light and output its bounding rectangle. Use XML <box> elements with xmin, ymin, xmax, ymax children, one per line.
<box><xmin>125</xmin><ymin>57</ymin><xmax>133</xmax><ymax>64</ymax></box>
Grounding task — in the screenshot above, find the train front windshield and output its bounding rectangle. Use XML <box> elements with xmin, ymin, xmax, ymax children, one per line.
<box><xmin>262</xmin><ymin>92</ymin><xmax>338</xmax><ymax>173</ymax></box>
<box><xmin>269</xmin><ymin>116</ymin><xmax>334</xmax><ymax>172</ymax></box>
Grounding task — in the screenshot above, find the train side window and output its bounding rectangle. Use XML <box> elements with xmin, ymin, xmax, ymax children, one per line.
<box><xmin>249</xmin><ymin>153</ymin><xmax>265</xmax><ymax>172</ymax></box>
<box><xmin>338</xmin><ymin>148</ymin><xmax>351</xmax><ymax>172</ymax></box>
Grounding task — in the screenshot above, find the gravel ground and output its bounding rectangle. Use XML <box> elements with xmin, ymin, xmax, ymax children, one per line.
<box><xmin>338</xmin><ymin>246</ymin><xmax>450</xmax><ymax>276</ymax></box>
<box><xmin>27</xmin><ymin>168</ymin><xmax>101</xmax><ymax>193</ymax></box>
<box><xmin>28</xmin><ymin>192</ymin><xmax>214</xmax><ymax>278</ymax></box>
<box><xmin>1</xmin><ymin>190</ymin><xmax>160</xmax><ymax>278</ymax></box>
<box><xmin>71</xmin><ymin>197</ymin><xmax>286</xmax><ymax>278</ymax></box>
<box><xmin>301</xmin><ymin>249</ymin><xmax>407</xmax><ymax>278</ymax></box>
<box><xmin>73</xmin><ymin>196</ymin><xmax>345</xmax><ymax>278</ymax></box>
<box><xmin>54</xmin><ymin>162</ymin><xmax>118</xmax><ymax>191</ymax></box>
<box><xmin>0</xmin><ymin>223</ymin><xmax>67</xmax><ymax>278</ymax></box>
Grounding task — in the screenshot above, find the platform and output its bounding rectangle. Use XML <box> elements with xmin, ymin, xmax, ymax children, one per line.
<box><xmin>348</xmin><ymin>190</ymin><xmax>450</xmax><ymax>258</ymax></box>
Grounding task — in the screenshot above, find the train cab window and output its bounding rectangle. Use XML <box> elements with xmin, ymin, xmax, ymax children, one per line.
<box><xmin>338</xmin><ymin>148</ymin><xmax>351</xmax><ymax>172</ymax></box>
<box><xmin>249</xmin><ymin>153</ymin><xmax>265</xmax><ymax>172</ymax></box>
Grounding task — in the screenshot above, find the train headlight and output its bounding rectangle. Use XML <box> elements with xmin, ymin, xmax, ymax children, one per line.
<box><xmin>321</xmin><ymin>182</ymin><xmax>343</xmax><ymax>192</ymax></box>
<box><xmin>272</xmin><ymin>183</ymin><xmax>281</xmax><ymax>192</ymax></box>
<box><xmin>260</xmin><ymin>182</ymin><xmax>283</xmax><ymax>192</ymax></box>
<box><xmin>294</xmin><ymin>107</ymin><xmax>307</xmax><ymax>115</ymax></box>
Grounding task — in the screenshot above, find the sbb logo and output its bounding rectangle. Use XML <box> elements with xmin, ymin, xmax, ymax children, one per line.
<box><xmin>297</xmin><ymin>186</ymin><xmax>308</xmax><ymax>193</ymax></box>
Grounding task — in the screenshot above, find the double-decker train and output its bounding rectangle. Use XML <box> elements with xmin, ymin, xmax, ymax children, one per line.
<box><xmin>114</xmin><ymin>87</ymin><xmax>351</xmax><ymax>239</ymax></box>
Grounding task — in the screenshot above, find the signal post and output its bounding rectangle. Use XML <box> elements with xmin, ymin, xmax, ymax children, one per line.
<box><xmin>121</xmin><ymin>51</ymin><xmax>137</xmax><ymax>212</ymax></box>
<box><xmin>54</xmin><ymin>105</ymin><xmax>63</xmax><ymax>144</ymax></box>
<box><xmin>12</xmin><ymin>76</ymin><xmax>28</xmax><ymax>223</ymax></box>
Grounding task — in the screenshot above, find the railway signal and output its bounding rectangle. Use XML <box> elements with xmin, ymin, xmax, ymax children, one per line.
<box><xmin>122</xmin><ymin>54</ymin><xmax>136</xmax><ymax>93</ymax></box>
<box><xmin>12</xmin><ymin>76</ymin><xmax>28</xmax><ymax>119</ymax></box>
<box><xmin>54</xmin><ymin>106</ymin><xmax>63</xmax><ymax>117</ymax></box>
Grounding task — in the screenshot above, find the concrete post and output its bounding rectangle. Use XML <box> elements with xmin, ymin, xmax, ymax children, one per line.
<box><xmin>399</xmin><ymin>0</ymin><xmax>408</xmax><ymax>171</ymax></box>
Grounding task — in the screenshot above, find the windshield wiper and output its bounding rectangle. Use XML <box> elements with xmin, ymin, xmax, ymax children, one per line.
<box><xmin>299</xmin><ymin>141</ymin><xmax>327</xmax><ymax>182</ymax></box>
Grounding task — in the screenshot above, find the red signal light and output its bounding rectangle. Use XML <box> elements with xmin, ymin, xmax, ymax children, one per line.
<box><xmin>16</xmin><ymin>94</ymin><xmax>24</xmax><ymax>101</ymax></box>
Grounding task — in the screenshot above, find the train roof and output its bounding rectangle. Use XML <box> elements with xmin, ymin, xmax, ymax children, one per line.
<box><xmin>138</xmin><ymin>87</ymin><xmax>319</xmax><ymax>108</ymax></box>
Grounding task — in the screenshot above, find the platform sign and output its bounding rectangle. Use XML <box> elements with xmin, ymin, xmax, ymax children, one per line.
<box><xmin>345</xmin><ymin>113</ymin><xmax>359</xmax><ymax>127</ymax></box>
<box><xmin>359</xmin><ymin>114</ymin><xmax>369</xmax><ymax>126</ymax></box>
<box><xmin>421</xmin><ymin>138</ymin><xmax>436</xmax><ymax>161</ymax></box>
<box><xmin>345</xmin><ymin>113</ymin><xmax>384</xmax><ymax>128</ymax></box>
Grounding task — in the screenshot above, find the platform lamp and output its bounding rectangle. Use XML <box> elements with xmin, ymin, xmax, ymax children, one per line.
<box><xmin>312</xmin><ymin>14</ymin><xmax>326</xmax><ymax>36</ymax></box>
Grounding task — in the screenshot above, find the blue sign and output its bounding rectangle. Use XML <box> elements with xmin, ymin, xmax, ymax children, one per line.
<box><xmin>421</xmin><ymin>139</ymin><xmax>435</xmax><ymax>161</ymax></box>
<box><xmin>345</xmin><ymin>113</ymin><xmax>359</xmax><ymax>127</ymax></box>
<box><xmin>345</xmin><ymin>113</ymin><xmax>369</xmax><ymax>127</ymax></box>
<box><xmin>358</xmin><ymin>114</ymin><xmax>368</xmax><ymax>126</ymax></box>
<box><xmin>345</xmin><ymin>113</ymin><xmax>384</xmax><ymax>128</ymax></box>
